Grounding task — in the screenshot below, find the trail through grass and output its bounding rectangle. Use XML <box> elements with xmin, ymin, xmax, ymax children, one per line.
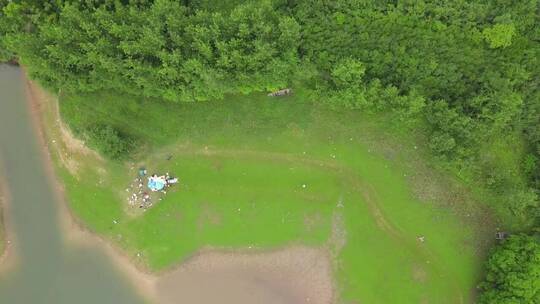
<box><xmin>44</xmin><ymin>90</ymin><xmax>495</xmax><ymax>303</ymax></box>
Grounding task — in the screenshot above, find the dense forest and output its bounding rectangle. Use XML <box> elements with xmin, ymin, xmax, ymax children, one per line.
<box><xmin>1</xmin><ymin>0</ymin><xmax>539</xmax><ymax>301</ymax></box>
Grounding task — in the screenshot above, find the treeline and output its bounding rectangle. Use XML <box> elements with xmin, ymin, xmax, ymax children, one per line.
<box><xmin>0</xmin><ymin>0</ymin><xmax>301</xmax><ymax>101</ymax></box>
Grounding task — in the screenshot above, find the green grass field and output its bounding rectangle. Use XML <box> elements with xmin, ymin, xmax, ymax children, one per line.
<box><xmin>45</xmin><ymin>90</ymin><xmax>495</xmax><ymax>303</ymax></box>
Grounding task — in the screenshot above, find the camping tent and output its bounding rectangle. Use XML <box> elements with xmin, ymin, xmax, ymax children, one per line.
<box><xmin>148</xmin><ymin>176</ymin><xmax>166</xmax><ymax>191</ymax></box>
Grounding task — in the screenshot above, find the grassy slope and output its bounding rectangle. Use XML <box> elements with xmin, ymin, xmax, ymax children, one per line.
<box><xmin>48</xmin><ymin>90</ymin><xmax>494</xmax><ymax>303</ymax></box>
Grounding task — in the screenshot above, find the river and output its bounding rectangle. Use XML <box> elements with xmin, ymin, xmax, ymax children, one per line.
<box><xmin>0</xmin><ymin>65</ymin><xmax>145</xmax><ymax>303</ymax></box>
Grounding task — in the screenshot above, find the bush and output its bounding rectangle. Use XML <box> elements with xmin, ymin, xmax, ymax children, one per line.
<box><xmin>84</xmin><ymin>125</ymin><xmax>135</xmax><ymax>160</ymax></box>
<box><xmin>479</xmin><ymin>234</ymin><xmax>540</xmax><ymax>304</ymax></box>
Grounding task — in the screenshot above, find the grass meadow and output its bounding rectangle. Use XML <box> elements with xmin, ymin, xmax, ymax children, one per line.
<box><xmin>42</xmin><ymin>90</ymin><xmax>497</xmax><ymax>303</ymax></box>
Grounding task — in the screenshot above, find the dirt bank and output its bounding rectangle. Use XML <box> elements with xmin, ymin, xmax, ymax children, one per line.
<box><xmin>157</xmin><ymin>247</ymin><xmax>334</xmax><ymax>304</ymax></box>
<box><xmin>23</xmin><ymin>73</ymin><xmax>335</xmax><ymax>304</ymax></box>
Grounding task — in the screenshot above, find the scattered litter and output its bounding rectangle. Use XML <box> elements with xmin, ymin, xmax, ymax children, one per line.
<box><xmin>267</xmin><ymin>88</ymin><xmax>292</xmax><ymax>97</ymax></box>
<box><xmin>127</xmin><ymin>168</ymin><xmax>180</xmax><ymax>210</ymax></box>
<box><xmin>417</xmin><ymin>236</ymin><xmax>425</xmax><ymax>242</ymax></box>
<box><xmin>496</xmin><ymin>231</ymin><xmax>508</xmax><ymax>240</ymax></box>
<box><xmin>302</xmin><ymin>184</ymin><xmax>307</xmax><ymax>188</ymax></box>
<box><xmin>337</xmin><ymin>196</ymin><xmax>344</xmax><ymax>208</ymax></box>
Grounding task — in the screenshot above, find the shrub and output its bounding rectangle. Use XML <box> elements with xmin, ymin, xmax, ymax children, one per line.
<box><xmin>479</xmin><ymin>234</ymin><xmax>540</xmax><ymax>304</ymax></box>
<box><xmin>84</xmin><ymin>125</ymin><xmax>135</xmax><ymax>160</ymax></box>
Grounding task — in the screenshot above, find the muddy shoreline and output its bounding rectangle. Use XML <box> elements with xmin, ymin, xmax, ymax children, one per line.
<box><xmin>21</xmin><ymin>73</ymin><xmax>159</xmax><ymax>302</ymax></box>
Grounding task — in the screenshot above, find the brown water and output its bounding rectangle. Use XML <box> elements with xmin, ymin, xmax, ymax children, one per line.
<box><xmin>0</xmin><ymin>65</ymin><xmax>145</xmax><ymax>303</ymax></box>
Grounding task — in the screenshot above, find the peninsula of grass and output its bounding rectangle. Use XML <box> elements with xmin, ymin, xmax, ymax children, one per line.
<box><xmin>43</xmin><ymin>89</ymin><xmax>496</xmax><ymax>303</ymax></box>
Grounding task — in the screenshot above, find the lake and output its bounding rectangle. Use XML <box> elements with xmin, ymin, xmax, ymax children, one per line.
<box><xmin>0</xmin><ymin>64</ymin><xmax>145</xmax><ymax>304</ymax></box>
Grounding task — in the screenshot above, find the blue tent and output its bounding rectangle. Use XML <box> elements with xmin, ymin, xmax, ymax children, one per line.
<box><xmin>148</xmin><ymin>177</ymin><xmax>166</xmax><ymax>191</ymax></box>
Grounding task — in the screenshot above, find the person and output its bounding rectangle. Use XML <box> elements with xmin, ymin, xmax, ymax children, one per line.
<box><xmin>142</xmin><ymin>192</ymin><xmax>150</xmax><ymax>203</ymax></box>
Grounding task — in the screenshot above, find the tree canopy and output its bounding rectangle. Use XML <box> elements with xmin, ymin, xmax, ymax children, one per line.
<box><xmin>1</xmin><ymin>0</ymin><xmax>538</xmax><ymax>225</ymax></box>
<box><xmin>479</xmin><ymin>234</ymin><xmax>540</xmax><ymax>303</ymax></box>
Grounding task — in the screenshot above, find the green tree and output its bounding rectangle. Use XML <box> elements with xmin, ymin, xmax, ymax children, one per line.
<box><xmin>483</xmin><ymin>23</ymin><xmax>516</xmax><ymax>49</ymax></box>
<box><xmin>479</xmin><ymin>234</ymin><xmax>540</xmax><ymax>303</ymax></box>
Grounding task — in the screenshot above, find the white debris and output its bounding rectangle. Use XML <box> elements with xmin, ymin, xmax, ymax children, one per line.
<box><xmin>302</xmin><ymin>184</ymin><xmax>307</xmax><ymax>188</ymax></box>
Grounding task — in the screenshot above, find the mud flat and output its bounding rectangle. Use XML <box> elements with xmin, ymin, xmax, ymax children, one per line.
<box><xmin>156</xmin><ymin>247</ymin><xmax>334</xmax><ymax>304</ymax></box>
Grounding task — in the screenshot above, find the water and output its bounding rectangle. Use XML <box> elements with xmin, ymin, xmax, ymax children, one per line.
<box><xmin>0</xmin><ymin>65</ymin><xmax>145</xmax><ymax>303</ymax></box>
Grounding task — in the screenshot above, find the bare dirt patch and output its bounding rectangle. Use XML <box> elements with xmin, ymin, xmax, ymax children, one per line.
<box><xmin>197</xmin><ymin>202</ymin><xmax>222</xmax><ymax>230</ymax></box>
<box><xmin>412</xmin><ymin>263</ymin><xmax>428</xmax><ymax>283</ymax></box>
<box><xmin>156</xmin><ymin>246</ymin><xmax>334</xmax><ymax>304</ymax></box>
